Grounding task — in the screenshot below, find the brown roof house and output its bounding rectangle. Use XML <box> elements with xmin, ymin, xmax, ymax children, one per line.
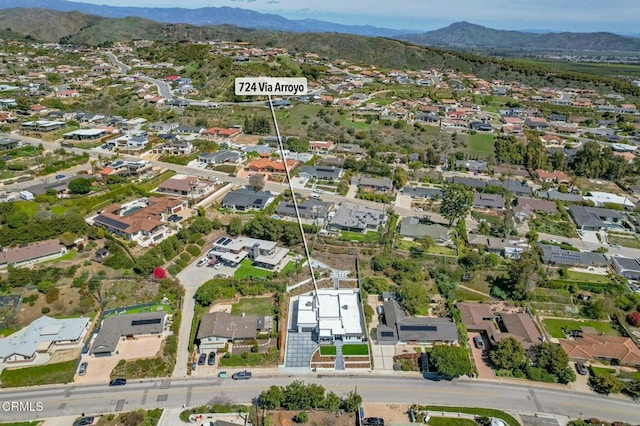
<box><xmin>457</xmin><ymin>302</ymin><xmax>542</xmax><ymax>349</ymax></box>
<box><xmin>196</xmin><ymin>311</ymin><xmax>273</xmax><ymax>353</ymax></box>
<box><xmin>560</xmin><ymin>331</ymin><xmax>640</xmax><ymax>368</ymax></box>
<box><xmin>513</xmin><ymin>197</ymin><xmax>557</xmax><ymax>220</ymax></box>
<box><xmin>0</xmin><ymin>239</ymin><xmax>67</xmax><ymax>268</ymax></box>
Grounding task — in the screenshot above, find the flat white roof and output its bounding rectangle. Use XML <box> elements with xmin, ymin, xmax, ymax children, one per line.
<box><xmin>585</xmin><ymin>191</ymin><xmax>635</xmax><ymax>208</ymax></box>
<box><xmin>254</xmin><ymin>247</ymin><xmax>288</xmax><ymax>266</ymax></box>
<box><xmin>64</xmin><ymin>128</ymin><xmax>106</xmax><ymax>136</ymax></box>
<box><xmin>296</xmin><ymin>289</ymin><xmax>363</xmax><ymax>337</ymax></box>
<box><xmin>229</xmin><ymin>237</ymin><xmax>277</xmax><ymax>252</ymax></box>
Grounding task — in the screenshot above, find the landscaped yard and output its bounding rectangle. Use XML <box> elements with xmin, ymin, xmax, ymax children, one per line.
<box><xmin>340</xmin><ymin>231</ymin><xmax>380</xmax><ymax>243</ymax></box>
<box><xmin>427</xmin><ymin>246</ymin><xmax>457</xmax><ymax>256</ymax></box>
<box><xmin>421</xmin><ymin>406</ymin><xmax>519</xmax><ymax>426</ymax></box>
<box><xmin>0</xmin><ymin>360</ymin><xmax>76</xmax><ymax>387</ymax></box>
<box><xmin>428</xmin><ymin>419</ymin><xmax>477</xmax><ymax>426</ymax></box>
<box><xmin>231</xmin><ymin>297</ymin><xmax>274</xmax><ymax>316</ymax></box>
<box><xmin>395</xmin><ymin>239</ymin><xmax>421</xmax><ymax>251</ymax></box>
<box><xmin>608</xmin><ymin>235</ymin><xmax>640</xmax><ymax>249</ymax></box>
<box><xmin>542</xmin><ymin>318</ymin><xmax>618</xmax><ymax>339</ymax></box>
<box><xmin>530</xmin><ymin>211</ymin><xmax>577</xmax><ymax>238</ymax></box>
<box><xmin>103</xmin><ymin>302</ymin><xmax>171</xmax><ymax>319</ymax></box>
<box><xmin>319</xmin><ymin>345</ymin><xmax>337</xmax><ymax>356</ymax></box>
<box><xmin>280</xmin><ymin>260</ymin><xmax>297</xmax><ymax>276</ymax></box>
<box><xmin>342</xmin><ymin>344</ymin><xmax>369</xmax><ymax>356</ymax></box>
<box><xmin>218</xmin><ymin>347</ymin><xmax>279</xmax><ymax>367</ymax></box>
<box><xmin>41</xmin><ymin>249</ymin><xmax>77</xmax><ymax>264</ymax></box>
<box><xmin>234</xmin><ymin>259</ymin><xmax>274</xmax><ymax>280</ymax></box>
<box><xmin>467</xmin><ymin>133</ymin><xmax>495</xmax><ymax>157</ymax></box>
<box><xmin>454</xmin><ymin>288</ymin><xmax>490</xmax><ymax>302</ymax></box>
<box><xmin>565</xmin><ymin>271</ymin><xmax>612</xmax><ymax>283</ymax></box>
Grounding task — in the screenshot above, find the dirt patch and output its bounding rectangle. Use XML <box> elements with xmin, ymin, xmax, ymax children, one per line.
<box><xmin>363</xmin><ymin>403</ymin><xmax>411</xmax><ymax>424</ymax></box>
<box><xmin>345</xmin><ymin>363</ymin><xmax>370</xmax><ymax>368</ymax></box>
<box><xmin>209</xmin><ymin>303</ymin><xmax>233</xmax><ymax>313</ymax></box>
<box><xmin>15</xmin><ymin>287</ymin><xmax>85</xmax><ymax>327</ymax></box>
<box><xmin>50</xmin><ymin>348</ymin><xmax>82</xmax><ymax>363</ymax></box>
<box><xmin>269</xmin><ymin>410</ymin><xmax>354</xmax><ymax>426</ymax></box>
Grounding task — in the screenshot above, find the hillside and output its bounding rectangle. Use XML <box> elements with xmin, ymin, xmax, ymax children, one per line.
<box><xmin>401</xmin><ymin>21</ymin><xmax>640</xmax><ymax>52</ymax></box>
<box><xmin>0</xmin><ymin>8</ymin><xmax>103</xmax><ymax>41</ymax></box>
<box><xmin>0</xmin><ymin>0</ymin><xmax>407</xmax><ymax>37</ymax></box>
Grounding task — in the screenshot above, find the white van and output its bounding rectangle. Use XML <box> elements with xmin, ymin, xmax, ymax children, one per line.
<box><xmin>310</xmin><ymin>192</ymin><xmax>321</xmax><ymax>199</ymax></box>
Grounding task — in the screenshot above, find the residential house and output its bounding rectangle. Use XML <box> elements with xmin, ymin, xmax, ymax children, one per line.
<box><xmin>467</xmin><ymin>234</ymin><xmax>529</xmax><ymax>259</ymax></box>
<box><xmin>92</xmin><ymin>197</ymin><xmax>184</xmax><ymax>244</ymax></box>
<box><xmin>275</xmin><ymin>199</ymin><xmax>334</xmax><ymax>223</ymax></box>
<box><xmin>174</xmin><ymin>125</ymin><xmax>204</xmax><ymax>135</ymax></box>
<box><xmin>100</xmin><ymin>160</ymin><xmax>151</xmax><ymax>178</ymax></box>
<box><xmin>402</xmin><ymin>186</ymin><xmax>442</xmax><ymax>200</ymax></box>
<box><xmin>245</xmin><ymin>158</ymin><xmax>300</xmax><ymax>174</ymax></box>
<box><xmin>152</xmin><ymin>141</ymin><xmax>193</xmax><ymax>156</ymax></box>
<box><xmin>202</xmin><ymin>127</ymin><xmax>242</xmax><ymax>140</ymax></box>
<box><xmin>328</xmin><ymin>203</ymin><xmax>386</xmax><ymax>233</ymax></box>
<box><xmin>513</xmin><ymin>197</ymin><xmax>557</xmax><ymax>220</ymax></box>
<box><xmin>457</xmin><ymin>303</ymin><xmax>542</xmax><ymax>349</ymax></box>
<box><xmin>156</xmin><ymin>176</ymin><xmax>212</xmax><ymax>198</ymax></box>
<box><xmin>538</xmin><ymin>189</ymin><xmax>584</xmax><ymax>203</ymax></box>
<box><xmin>198</xmin><ymin>150</ymin><xmax>244</xmax><ymax>165</ymax></box>
<box><xmin>298</xmin><ymin>165</ymin><xmax>344</xmax><ymax>182</ymax></box>
<box><xmin>147</xmin><ymin>121</ymin><xmax>179</xmax><ymax>133</ymax></box>
<box><xmin>308</xmin><ymin>140</ymin><xmax>335</xmax><ymax>154</ymax></box>
<box><xmin>473</xmin><ymin>193</ymin><xmax>505</xmax><ymax>210</ymax></box>
<box><xmin>90</xmin><ymin>312</ymin><xmax>167</xmax><ymax>357</ymax></box>
<box><xmin>0</xmin><ymin>137</ymin><xmax>20</xmax><ymax>150</ymax></box>
<box><xmin>502</xmin><ymin>180</ymin><xmax>533</xmax><ymax>195</ymax></box>
<box><xmin>351</xmin><ymin>175</ymin><xmax>394</xmax><ymax>192</ymax></box>
<box><xmin>0</xmin><ymin>239</ymin><xmax>67</xmax><ymax>268</ymax></box>
<box><xmin>398</xmin><ymin>217</ymin><xmax>451</xmax><ymax>245</ymax></box>
<box><xmin>584</xmin><ymin>191</ymin><xmax>635</xmax><ymax>209</ymax></box>
<box><xmin>567</xmin><ymin>205</ymin><xmax>625</xmax><ymax>231</ymax></box>
<box><xmin>455</xmin><ymin>160</ymin><xmax>488</xmax><ymax>172</ymax></box>
<box><xmin>447</xmin><ymin>176</ymin><xmax>488</xmax><ymax>189</ymax></box>
<box><xmin>209</xmin><ymin>236</ymin><xmax>288</xmax><ymax>270</ymax></box>
<box><xmin>376</xmin><ymin>299</ymin><xmax>457</xmax><ymax>345</ymax></box>
<box><xmin>63</xmin><ymin>128</ymin><xmax>108</xmax><ymax>141</ymax></box>
<box><xmin>0</xmin><ymin>316</ymin><xmax>89</xmax><ymax>363</ymax></box>
<box><xmin>22</xmin><ymin>120</ymin><xmax>66</xmax><ymax>133</ymax></box>
<box><xmin>560</xmin><ymin>332</ymin><xmax>640</xmax><ymax>368</ymax></box>
<box><xmin>296</xmin><ymin>288</ymin><xmax>365</xmax><ymax>342</ymax></box>
<box><xmin>221</xmin><ymin>188</ymin><xmax>275</xmax><ymax>212</ymax></box>
<box><xmin>534</xmin><ymin>169</ymin><xmax>572</xmax><ymax>185</ymax></box>
<box><xmin>197</xmin><ymin>311</ymin><xmax>273</xmax><ymax>352</ymax></box>
<box><xmin>611</xmin><ymin>256</ymin><xmax>640</xmax><ymax>280</ymax></box>
<box><xmin>539</xmin><ymin>243</ymin><xmax>608</xmax><ymax>267</ymax></box>
<box><xmin>334</xmin><ymin>144</ymin><xmax>367</xmax><ymax>156</ymax></box>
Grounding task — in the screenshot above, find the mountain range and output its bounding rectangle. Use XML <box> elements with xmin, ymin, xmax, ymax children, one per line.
<box><xmin>0</xmin><ymin>0</ymin><xmax>407</xmax><ymax>37</ymax></box>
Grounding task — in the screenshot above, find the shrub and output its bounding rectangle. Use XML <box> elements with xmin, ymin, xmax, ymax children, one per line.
<box><xmin>527</xmin><ymin>367</ymin><xmax>557</xmax><ymax>383</ymax></box>
<box><xmin>186</xmin><ymin>245</ymin><xmax>201</xmax><ymax>257</ymax></box>
<box><xmin>293</xmin><ymin>412</ymin><xmax>308</xmax><ymax>424</ymax></box>
<box><xmin>180</xmin><ymin>252</ymin><xmax>191</xmax><ymax>262</ymax></box>
<box><xmin>41</xmin><ymin>307</ymin><xmax>50</xmax><ymax>314</ymax></box>
<box><xmin>45</xmin><ymin>287</ymin><xmax>60</xmax><ymax>303</ymax></box>
<box><xmin>627</xmin><ymin>311</ymin><xmax>640</xmax><ymax>327</ymax></box>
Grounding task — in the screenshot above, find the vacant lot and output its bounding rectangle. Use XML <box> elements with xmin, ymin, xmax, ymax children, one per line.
<box><xmin>0</xmin><ymin>360</ymin><xmax>76</xmax><ymax>387</ymax></box>
<box><xmin>542</xmin><ymin>318</ymin><xmax>618</xmax><ymax>339</ymax></box>
<box><xmin>467</xmin><ymin>133</ymin><xmax>495</xmax><ymax>157</ymax></box>
<box><xmin>231</xmin><ymin>296</ymin><xmax>274</xmax><ymax>316</ymax></box>
<box><xmin>608</xmin><ymin>234</ymin><xmax>640</xmax><ymax>249</ymax></box>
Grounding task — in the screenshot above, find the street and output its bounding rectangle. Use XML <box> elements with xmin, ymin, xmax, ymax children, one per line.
<box><xmin>1</xmin><ymin>375</ymin><xmax>639</xmax><ymax>423</ymax></box>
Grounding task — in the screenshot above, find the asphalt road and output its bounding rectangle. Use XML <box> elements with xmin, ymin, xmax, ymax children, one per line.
<box><xmin>1</xmin><ymin>375</ymin><xmax>638</xmax><ymax>422</ymax></box>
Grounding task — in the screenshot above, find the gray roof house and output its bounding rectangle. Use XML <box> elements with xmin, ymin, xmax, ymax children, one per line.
<box><xmin>398</xmin><ymin>217</ymin><xmax>450</xmax><ymax>245</ymax></box>
<box><xmin>221</xmin><ymin>188</ymin><xmax>275</xmax><ymax>211</ymax></box>
<box><xmin>473</xmin><ymin>193</ymin><xmax>505</xmax><ymax>210</ymax></box>
<box><xmin>328</xmin><ymin>203</ymin><xmax>386</xmax><ymax>233</ymax></box>
<box><xmin>447</xmin><ymin>176</ymin><xmax>487</xmax><ymax>189</ymax></box>
<box><xmin>567</xmin><ymin>205</ymin><xmax>625</xmax><ymax>231</ymax></box>
<box><xmin>196</xmin><ymin>311</ymin><xmax>271</xmax><ymax>352</ymax></box>
<box><xmin>539</xmin><ymin>243</ymin><xmax>608</xmax><ymax>267</ymax></box>
<box><xmin>402</xmin><ymin>186</ymin><xmax>442</xmax><ymax>199</ymax></box>
<box><xmin>90</xmin><ymin>311</ymin><xmax>167</xmax><ymax>356</ymax></box>
<box><xmin>455</xmin><ymin>160</ymin><xmax>488</xmax><ymax>172</ymax></box>
<box><xmin>351</xmin><ymin>175</ymin><xmax>394</xmax><ymax>192</ymax></box>
<box><xmin>376</xmin><ymin>299</ymin><xmax>458</xmax><ymax>345</ymax></box>
<box><xmin>0</xmin><ymin>316</ymin><xmax>89</xmax><ymax>363</ymax></box>
<box><xmin>299</xmin><ymin>165</ymin><xmax>344</xmax><ymax>182</ymax></box>
<box><xmin>513</xmin><ymin>197</ymin><xmax>557</xmax><ymax>219</ymax></box>
<box><xmin>198</xmin><ymin>150</ymin><xmax>243</xmax><ymax>165</ymax></box>
<box><xmin>467</xmin><ymin>234</ymin><xmax>529</xmax><ymax>259</ymax></box>
<box><xmin>538</xmin><ymin>189</ymin><xmax>584</xmax><ymax>203</ymax></box>
<box><xmin>275</xmin><ymin>199</ymin><xmax>333</xmax><ymax>221</ymax></box>
<box><xmin>611</xmin><ymin>256</ymin><xmax>640</xmax><ymax>280</ymax></box>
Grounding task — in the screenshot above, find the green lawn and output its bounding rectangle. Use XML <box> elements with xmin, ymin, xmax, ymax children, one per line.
<box><xmin>103</xmin><ymin>303</ymin><xmax>171</xmax><ymax>319</ymax></box>
<box><xmin>542</xmin><ymin>318</ymin><xmax>618</xmax><ymax>339</ymax></box>
<box><xmin>427</xmin><ymin>246</ymin><xmax>457</xmax><ymax>256</ymax></box>
<box><xmin>454</xmin><ymin>288</ymin><xmax>490</xmax><ymax>302</ymax></box>
<box><xmin>395</xmin><ymin>239</ymin><xmax>421</xmax><ymax>251</ymax></box>
<box><xmin>342</xmin><ymin>344</ymin><xmax>369</xmax><ymax>356</ymax></box>
<box><xmin>467</xmin><ymin>133</ymin><xmax>495</xmax><ymax>157</ymax></box>
<box><xmin>280</xmin><ymin>260</ymin><xmax>297</xmax><ymax>276</ymax></box>
<box><xmin>340</xmin><ymin>231</ymin><xmax>380</xmax><ymax>243</ymax></box>
<box><xmin>428</xmin><ymin>419</ymin><xmax>477</xmax><ymax>426</ymax></box>
<box><xmin>234</xmin><ymin>259</ymin><xmax>274</xmax><ymax>280</ymax></box>
<box><xmin>0</xmin><ymin>360</ymin><xmax>76</xmax><ymax>387</ymax></box>
<box><xmin>50</xmin><ymin>204</ymin><xmax>67</xmax><ymax>216</ymax></box>
<box><xmin>565</xmin><ymin>271</ymin><xmax>612</xmax><ymax>284</ymax></box>
<box><xmin>319</xmin><ymin>345</ymin><xmax>337</xmax><ymax>356</ymax></box>
<box><xmin>41</xmin><ymin>249</ymin><xmax>77</xmax><ymax>264</ymax></box>
<box><xmin>422</xmin><ymin>406</ymin><xmax>519</xmax><ymax>426</ymax></box>
<box><xmin>608</xmin><ymin>235</ymin><xmax>640</xmax><ymax>249</ymax></box>
<box><xmin>589</xmin><ymin>366</ymin><xmax>616</xmax><ymax>377</ymax></box>
<box><xmin>231</xmin><ymin>297</ymin><xmax>274</xmax><ymax>316</ymax></box>
<box><xmin>218</xmin><ymin>347</ymin><xmax>279</xmax><ymax>367</ymax></box>
<box><xmin>0</xmin><ymin>422</ymin><xmax>40</xmax><ymax>426</ymax></box>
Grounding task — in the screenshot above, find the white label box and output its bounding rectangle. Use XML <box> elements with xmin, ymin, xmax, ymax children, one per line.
<box><xmin>235</xmin><ymin>77</ymin><xmax>308</xmax><ymax>96</ymax></box>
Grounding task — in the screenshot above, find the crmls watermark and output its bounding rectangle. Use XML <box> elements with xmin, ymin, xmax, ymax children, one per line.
<box><xmin>0</xmin><ymin>401</ymin><xmax>44</xmax><ymax>412</ymax></box>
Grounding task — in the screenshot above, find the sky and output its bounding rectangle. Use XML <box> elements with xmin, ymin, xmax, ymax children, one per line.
<box><xmin>68</xmin><ymin>0</ymin><xmax>640</xmax><ymax>34</ymax></box>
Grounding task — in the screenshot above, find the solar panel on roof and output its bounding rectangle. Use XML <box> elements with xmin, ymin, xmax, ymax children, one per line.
<box><xmin>221</xmin><ymin>238</ymin><xmax>231</xmax><ymax>246</ymax></box>
<box><xmin>380</xmin><ymin>331</ymin><xmax>395</xmax><ymax>337</ymax></box>
<box><xmin>215</xmin><ymin>237</ymin><xmax>226</xmax><ymax>244</ymax></box>
<box><xmin>95</xmin><ymin>215</ymin><xmax>129</xmax><ymax>231</ymax></box>
<box><xmin>131</xmin><ymin>318</ymin><xmax>162</xmax><ymax>326</ymax></box>
<box><xmin>399</xmin><ymin>325</ymin><xmax>438</xmax><ymax>331</ymax></box>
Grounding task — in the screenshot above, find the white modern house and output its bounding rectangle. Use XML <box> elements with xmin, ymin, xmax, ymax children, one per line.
<box><xmin>296</xmin><ymin>288</ymin><xmax>365</xmax><ymax>342</ymax></box>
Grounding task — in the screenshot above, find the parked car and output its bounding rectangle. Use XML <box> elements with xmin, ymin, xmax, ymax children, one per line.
<box><xmin>217</xmin><ymin>371</ymin><xmax>228</xmax><ymax>378</ymax></box>
<box><xmin>363</xmin><ymin>418</ymin><xmax>385</xmax><ymax>426</ymax></box>
<box><xmin>576</xmin><ymin>362</ymin><xmax>589</xmax><ymax>375</ymax></box>
<box><xmin>232</xmin><ymin>370</ymin><xmax>252</xmax><ymax>380</ymax></box>
<box><xmin>207</xmin><ymin>352</ymin><xmax>216</xmax><ymax>366</ymax></box>
<box><xmin>376</xmin><ymin>306</ymin><xmax>384</xmax><ymax>315</ymax></box>
<box><xmin>198</xmin><ymin>353</ymin><xmax>207</xmax><ymax>365</ymax></box>
<box><xmin>78</xmin><ymin>362</ymin><xmax>88</xmax><ymax>376</ymax></box>
<box><xmin>214</xmin><ymin>263</ymin><xmax>223</xmax><ymax>270</ymax></box>
<box><xmin>191</xmin><ymin>362</ymin><xmax>196</xmax><ymax>371</ymax></box>
<box><xmin>197</xmin><ymin>258</ymin><xmax>208</xmax><ymax>267</ymax></box>
<box><xmin>109</xmin><ymin>378</ymin><xmax>127</xmax><ymax>386</ymax></box>
<box><xmin>473</xmin><ymin>335</ymin><xmax>485</xmax><ymax>349</ymax></box>
<box><xmin>73</xmin><ymin>417</ymin><xmax>95</xmax><ymax>426</ymax></box>
<box><xmin>168</xmin><ymin>214</ymin><xmax>183</xmax><ymax>222</ymax></box>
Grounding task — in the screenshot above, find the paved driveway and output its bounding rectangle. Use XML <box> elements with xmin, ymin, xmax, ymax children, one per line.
<box><xmin>285</xmin><ymin>331</ymin><xmax>317</xmax><ymax>368</ymax></box>
<box><xmin>468</xmin><ymin>332</ymin><xmax>494</xmax><ymax>379</ymax></box>
<box><xmin>74</xmin><ymin>336</ymin><xmax>162</xmax><ymax>384</ymax></box>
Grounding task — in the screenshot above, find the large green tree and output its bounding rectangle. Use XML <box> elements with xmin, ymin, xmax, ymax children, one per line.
<box><xmin>489</xmin><ymin>337</ymin><xmax>525</xmax><ymax>371</ymax></box>
<box><xmin>531</xmin><ymin>342</ymin><xmax>576</xmax><ymax>384</ymax></box>
<box><xmin>259</xmin><ymin>385</ymin><xmax>285</xmax><ymax>409</ymax></box>
<box><xmin>429</xmin><ymin>345</ymin><xmax>473</xmax><ymax>377</ymax></box>
<box><xmin>440</xmin><ymin>184</ymin><xmax>473</xmax><ymax>226</ymax></box>
<box><xmin>67</xmin><ymin>177</ymin><xmax>92</xmax><ymax>194</ymax></box>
